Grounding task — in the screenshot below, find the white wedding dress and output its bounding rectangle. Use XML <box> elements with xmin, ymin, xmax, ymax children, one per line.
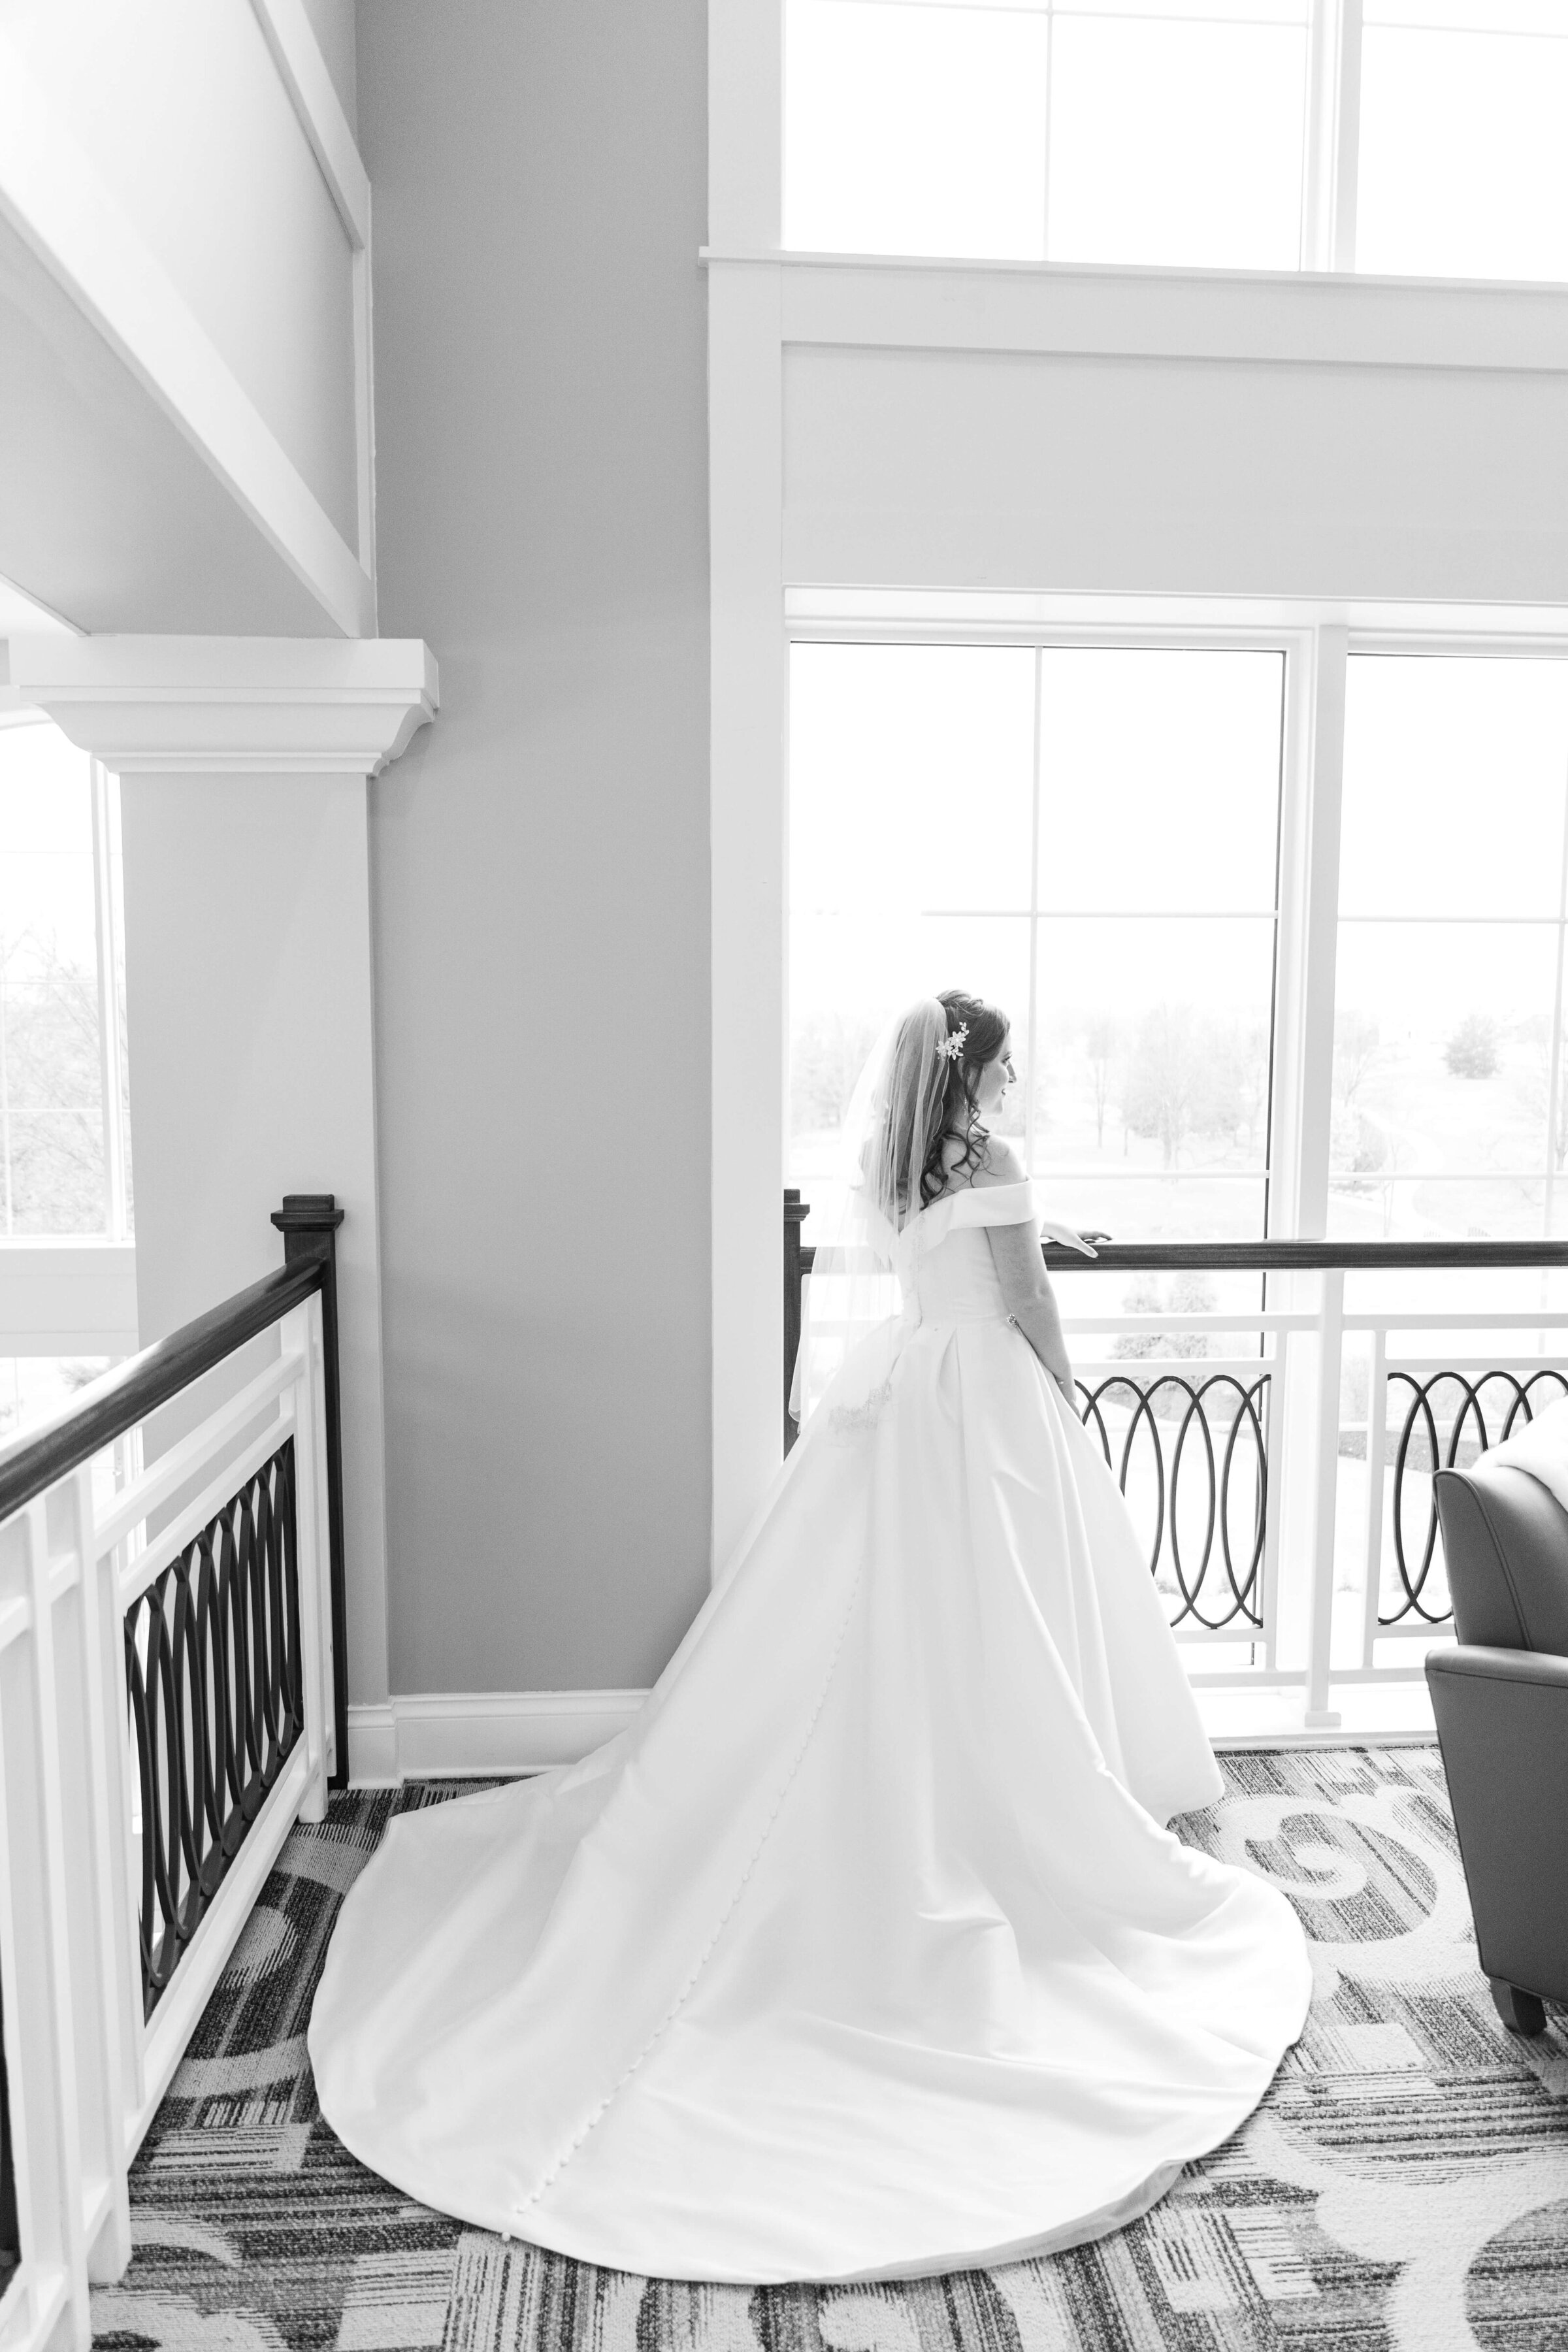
<box><xmin>309</xmin><ymin>1181</ymin><xmax>1311</xmax><ymax>2283</ymax></box>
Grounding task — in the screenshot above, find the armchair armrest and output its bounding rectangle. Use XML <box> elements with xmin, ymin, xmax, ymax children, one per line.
<box><xmin>1427</xmin><ymin>1644</ymin><xmax>1568</xmax><ymax>1693</ymax></box>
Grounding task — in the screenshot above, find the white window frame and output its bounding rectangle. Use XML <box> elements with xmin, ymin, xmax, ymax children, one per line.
<box><xmin>0</xmin><ymin>718</ymin><xmax>137</xmax><ymax>1362</ymax></box>
<box><xmin>782</xmin><ymin>600</ymin><xmax>1568</xmax><ymax>1232</ymax></box>
<box><xmin>707</xmin><ymin>0</ymin><xmax>1568</xmax><ymax>1575</ymax></box>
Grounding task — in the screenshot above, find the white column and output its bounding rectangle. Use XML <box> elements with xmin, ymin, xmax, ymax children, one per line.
<box><xmin>3</xmin><ymin>635</ymin><xmax>436</xmax><ymax>1716</ymax></box>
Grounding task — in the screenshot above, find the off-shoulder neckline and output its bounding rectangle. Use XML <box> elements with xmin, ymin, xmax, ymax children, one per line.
<box><xmin>910</xmin><ymin>1175</ymin><xmax>1034</xmax><ymax>1224</ymax></box>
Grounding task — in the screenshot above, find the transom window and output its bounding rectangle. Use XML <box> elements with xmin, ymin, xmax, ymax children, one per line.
<box><xmin>783</xmin><ymin>0</ymin><xmax>1568</xmax><ymax>280</ymax></box>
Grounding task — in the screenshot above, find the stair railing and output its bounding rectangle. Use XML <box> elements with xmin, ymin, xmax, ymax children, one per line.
<box><xmin>0</xmin><ymin>1196</ymin><xmax>344</xmax><ymax>2352</ymax></box>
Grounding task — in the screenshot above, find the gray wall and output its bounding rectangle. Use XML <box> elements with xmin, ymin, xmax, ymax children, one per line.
<box><xmin>302</xmin><ymin>0</ymin><xmax>356</xmax><ymax>137</ymax></box>
<box><xmin>355</xmin><ymin>1</ymin><xmax>711</xmax><ymax>1693</ymax></box>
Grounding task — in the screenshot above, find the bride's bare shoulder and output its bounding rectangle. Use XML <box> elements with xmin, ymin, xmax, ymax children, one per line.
<box><xmin>971</xmin><ymin>1135</ymin><xmax>1026</xmax><ymax>1189</ymax></box>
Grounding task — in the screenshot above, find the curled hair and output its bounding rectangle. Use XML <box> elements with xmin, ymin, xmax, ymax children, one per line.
<box><xmin>862</xmin><ymin>988</ymin><xmax>1011</xmax><ymax>1226</ymax></box>
<box><xmin>922</xmin><ymin>988</ymin><xmax>1009</xmax><ymax>1209</ymax></box>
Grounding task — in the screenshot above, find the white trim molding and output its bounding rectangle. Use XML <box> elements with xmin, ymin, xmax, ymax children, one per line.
<box><xmin>344</xmin><ymin>1684</ymin><xmax>1431</xmax><ymax>1786</ymax></box>
<box><xmin>246</xmin><ymin>0</ymin><xmax>378</xmax><ymax>582</ymax></box>
<box><xmin>711</xmin><ymin>248</ymin><xmax>1568</xmax><ymax>376</ymax></box>
<box><xmin>2</xmin><ymin>635</ymin><xmax>438</xmax><ymax>775</ymax></box>
<box><xmin>248</xmin><ymin>0</ymin><xmax>370</xmax><ymax>252</ymax></box>
<box><xmin>0</xmin><ymin>23</ymin><xmax>374</xmax><ymax>638</ymax></box>
<box><xmin>348</xmin><ymin>1691</ymin><xmax>649</xmax><ymax>1787</ymax></box>
<box><xmin>0</xmin><ymin>1241</ymin><xmax>137</xmax><ymax>1358</ymax></box>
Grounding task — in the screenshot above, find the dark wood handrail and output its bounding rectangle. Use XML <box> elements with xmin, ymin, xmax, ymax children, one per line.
<box><xmin>0</xmin><ymin>1192</ymin><xmax>350</xmax><ymax>1789</ymax></box>
<box><xmin>0</xmin><ymin>1257</ymin><xmax>323</xmax><ymax>1525</ymax></box>
<box><xmin>785</xmin><ymin>1188</ymin><xmax>1568</xmax><ymax>1450</ymax></box>
<box><xmin>800</xmin><ymin>1237</ymin><xmax>1568</xmax><ymax>1275</ymax></box>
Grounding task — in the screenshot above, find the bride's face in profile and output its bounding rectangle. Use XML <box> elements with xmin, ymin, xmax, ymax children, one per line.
<box><xmin>972</xmin><ymin>1028</ymin><xmax>1015</xmax><ymax>1119</ymax></box>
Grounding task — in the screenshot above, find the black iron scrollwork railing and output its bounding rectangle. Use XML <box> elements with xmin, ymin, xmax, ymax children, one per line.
<box><xmin>1077</xmin><ymin>1369</ymin><xmax>1269</xmax><ymax>1631</ymax></box>
<box><xmin>1382</xmin><ymin>1367</ymin><xmax>1568</xmax><ymax>1630</ymax></box>
<box><xmin>125</xmin><ymin>1442</ymin><xmax>304</xmax><ymax>2019</ymax></box>
<box><xmin>0</xmin><ymin>1194</ymin><xmax>346</xmax><ymax>2309</ymax></box>
<box><xmin>784</xmin><ymin>1199</ymin><xmax>1568</xmax><ymax>1644</ymax></box>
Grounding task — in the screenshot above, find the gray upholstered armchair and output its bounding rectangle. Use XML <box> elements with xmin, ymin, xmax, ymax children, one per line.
<box><xmin>1429</xmin><ymin>1462</ymin><xmax>1568</xmax><ymax>2036</ymax></box>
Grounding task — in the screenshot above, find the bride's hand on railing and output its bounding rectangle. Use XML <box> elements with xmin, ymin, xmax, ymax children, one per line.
<box><xmin>1040</xmin><ymin>1218</ymin><xmax>1108</xmax><ymax>1257</ymax></box>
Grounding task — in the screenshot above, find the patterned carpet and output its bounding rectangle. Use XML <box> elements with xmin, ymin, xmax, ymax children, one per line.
<box><xmin>91</xmin><ymin>1747</ymin><xmax>1568</xmax><ymax>2352</ymax></box>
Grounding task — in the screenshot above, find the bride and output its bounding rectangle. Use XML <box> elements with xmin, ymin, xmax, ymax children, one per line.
<box><xmin>310</xmin><ymin>988</ymin><xmax>1311</xmax><ymax>2284</ymax></box>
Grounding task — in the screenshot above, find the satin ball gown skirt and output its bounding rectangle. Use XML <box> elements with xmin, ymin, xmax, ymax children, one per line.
<box><xmin>310</xmin><ymin>1198</ymin><xmax>1310</xmax><ymax>2283</ymax></box>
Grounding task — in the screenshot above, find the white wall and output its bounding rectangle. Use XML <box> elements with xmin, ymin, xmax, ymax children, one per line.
<box><xmin>356</xmin><ymin>0</ymin><xmax>712</xmax><ymax>1694</ymax></box>
<box><xmin>3</xmin><ymin>0</ymin><xmax>357</xmax><ymax>546</ymax></box>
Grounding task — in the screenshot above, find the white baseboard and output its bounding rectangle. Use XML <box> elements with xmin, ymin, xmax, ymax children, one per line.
<box><xmin>347</xmin><ymin>1679</ymin><xmax>1437</xmax><ymax>1789</ymax></box>
<box><xmin>347</xmin><ymin>1690</ymin><xmax>649</xmax><ymax>1786</ymax></box>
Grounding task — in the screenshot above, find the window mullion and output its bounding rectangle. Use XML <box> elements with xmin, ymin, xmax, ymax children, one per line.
<box><xmin>1041</xmin><ymin>2</ymin><xmax>1054</xmax><ymax>265</ymax></box>
<box><xmin>1271</xmin><ymin>625</ymin><xmax>1347</xmax><ymax>1242</ymax></box>
<box><xmin>90</xmin><ymin>760</ymin><xmax>128</xmax><ymax>1242</ymax></box>
<box><xmin>1542</xmin><ymin>762</ymin><xmax>1568</xmax><ymax>1250</ymax></box>
<box><xmin>1331</xmin><ymin>0</ymin><xmax>1363</xmax><ymax>272</ymax></box>
<box><xmin>1301</xmin><ymin>0</ymin><xmax>1362</xmax><ymax>272</ymax></box>
<box><xmin>1025</xmin><ymin>649</ymin><xmax>1043</xmax><ymax>1175</ymax></box>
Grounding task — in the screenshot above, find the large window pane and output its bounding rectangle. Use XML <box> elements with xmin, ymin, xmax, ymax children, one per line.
<box><xmin>1036</xmin><ymin>649</ymin><xmax>1281</xmax><ymax>912</ymax></box>
<box><xmin>784</xmin><ymin>1</ymin><xmax>1049</xmax><ymax>259</ymax></box>
<box><xmin>1358</xmin><ymin>4</ymin><xmax>1568</xmax><ymax>283</ymax></box>
<box><xmin>789</xmin><ymin>643</ymin><xmax>1284</xmax><ymax>1251</ymax></box>
<box><xmin>1034</xmin><ymin>917</ymin><xmax>1276</xmax><ymax>1212</ymax></box>
<box><xmin>0</xmin><ymin>718</ymin><xmax>131</xmax><ymax>1237</ymax></box>
<box><xmin>784</xmin><ymin>0</ymin><xmax>1309</xmax><ymax>268</ymax></box>
<box><xmin>1338</xmin><ymin>657</ymin><xmax>1568</xmax><ymax>920</ymax></box>
<box><xmin>1031</xmin><ymin>649</ymin><xmax>1281</xmax><ymax>1246</ymax></box>
<box><xmin>1047</xmin><ymin>7</ymin><xmax>1308</xmax><ymax>270</ymax></box>
<box><xmin>0</xmin><ymin>1355</ymin><xmax>113</xmax><ymax>1446</ymax></box>
<box><xmin>1332</xmin><ymin>657</ymin><xmax>1568</xmax><ymax>1243</ymax></box>
<box><xmin>791</xmin><ymin>644</ymin><xmax>1036</xmax><ymax>1231</ymax></box>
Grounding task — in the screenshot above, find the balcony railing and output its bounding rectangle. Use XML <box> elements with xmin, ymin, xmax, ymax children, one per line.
<box><xmin>0</xmin><ymin>1197</ymin><xmax>344</xmax><ymax>2352</ymax></box>
<box><xmin>785</xmin><ymin>1194</ymin><xmax>1568</xmax><ymax>1726</ymax></box>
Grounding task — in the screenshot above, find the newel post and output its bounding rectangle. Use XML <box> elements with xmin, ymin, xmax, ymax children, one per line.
<box><xmin>271</xmin><ymin>1194</ymin><xmax>349</xmax><ymax>1789</ymax></box>
<box><xmin>783</xmin><ymin>1189</ymin><xmax>809</xmax><ymax>1456</ymax></box>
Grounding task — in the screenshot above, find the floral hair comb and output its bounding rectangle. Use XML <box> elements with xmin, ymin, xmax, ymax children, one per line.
<box><xmin>938</xmin><ymin>1022</ymin><xmax>968</xmax><ymax>1063</ymax></box>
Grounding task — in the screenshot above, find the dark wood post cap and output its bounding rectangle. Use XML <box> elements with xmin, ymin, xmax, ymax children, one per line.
<box><xmin>271</xmin><ymin>1194</ymin><xmax>345</xmax><ymax>1234</ymax></box>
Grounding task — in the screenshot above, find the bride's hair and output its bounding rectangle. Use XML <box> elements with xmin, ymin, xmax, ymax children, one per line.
<box><xmin>862</xmin><ymin>988</ymin><xmax>1009</xmax><ymax>1227</ymax></box>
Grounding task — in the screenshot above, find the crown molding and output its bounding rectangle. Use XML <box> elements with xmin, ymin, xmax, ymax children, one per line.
<box><xmin>0</xmin><ymin>634</ymin><xmax>438</xmax><ymax>774</ymax></box>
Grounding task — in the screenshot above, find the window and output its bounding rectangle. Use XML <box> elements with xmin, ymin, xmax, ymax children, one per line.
<box><xmin>789</xmin><ymin>642</ymin><xmax>1284</xmax><ymax>1258</ymax></box>
<box><xmin>1357</xmin><ymin>4</ymin><xmax>1568</xmax><ymax>285</ymax></box>
<box><xmin>785</xmin><ymin>0</ymin><xmax>1311</xmax><ymax>269</ymax></box>
<box><xmin>783</xmin><ymin>0</ymin><xmax>1568</xmax><ymax>282</ymax></box>
<box><xmin>791</xmin><ymin>637</ymin><xmax>1568</xmax><ymax>1284</ymax></box>
<box><xmin>0</xmin><ymin>1356</ymin><xmax>114</xmax><ymax>1447</ymax></box>
<box><xmin>1332</xmin><ymin>655</ymin><xmax>1568</xmax><ymax>1244</ymax></box>
<box><xmin>0</xmin><ymin>717</ymin><xmax>133</xmax><ymax>1237</ymax></box>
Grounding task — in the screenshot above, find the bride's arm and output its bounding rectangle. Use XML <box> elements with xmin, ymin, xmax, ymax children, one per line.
<box><xmin>990</xmin><ymin>1227</ymin><xmax>1075</xmax><ymax>1407</ymax></box>
<box><xmin>975</xmin><ymin>1143</ymin><xmax>1075</xmax><ymax>1407</ymax></box>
